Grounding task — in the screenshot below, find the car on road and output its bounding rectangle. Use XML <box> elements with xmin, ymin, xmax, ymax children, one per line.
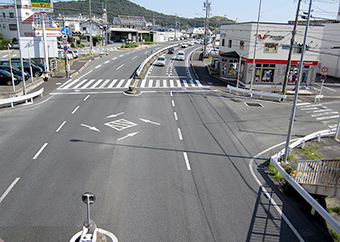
<box><xmin>181</xmin><ymin>43</ymin><xmax>188</xmax><ymax>48</ymax></box>
<box><xmin>155</xmin><ymin>55</ymin><xmax>166</xmax><ymax>66</ymax></box>
<box><xmin>0</xmin><ymin>65</ymin><xmax>30</xmax><ymax>80</ymax></box>
<box><xmin>177</xmin><ymin>50</ymin><xmax>185</xmax><ymax>61</ymax></box>
<box><xmin>168</xmin><ymin>47</ymin><xmax>174</xmax><ymax>54</ymax></box>
<box><xmin>0</xmin><ymin>60</ymin><xmax>43</xmax><ymax>77</ymax></box>
<box><xmin>0</xmin><ymin>69</ymin><xmax>21</xmax><ymax>86</ymax></box>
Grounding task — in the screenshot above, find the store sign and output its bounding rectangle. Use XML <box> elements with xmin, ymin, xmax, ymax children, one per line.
<box><xmin>31</xmin><ymin>0</ymin><xmax>53</xmax><ymax>12</ymax></box>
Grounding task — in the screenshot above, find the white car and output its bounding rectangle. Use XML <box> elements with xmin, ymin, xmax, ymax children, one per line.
<box><xmin>155</xmin><ymin>55</ymin><xmax>166</xmax><ymax>66</ymax></box>
<box><xmin>177</xmin><ymin>51</ymin><xmax>185</xmax><ymax>61</ymax></box>
<box><xmin>181</xmin><ymin>43</ymin><xmax>188</xmax><ymax>48</ymax></box>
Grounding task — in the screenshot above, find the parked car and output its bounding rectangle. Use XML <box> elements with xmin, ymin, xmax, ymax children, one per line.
<box><xmin>0</xmin><ymin>60</ymin><xmax>43</xmax><ymax>77</ymax></box>
<box><xmin>177</xmin><ymin>50</ymin><xmax>185</xmax><ymax>61</ymax></box>
<box><xmin>67</xmin><ymin>50</ymin><xmax>78</xmax><ymax>59</ymax></box>
<box><xmin>0</xmin><ymin>69</ymin><xmax>21</xmax><ymax>86</ymax></box>
<box><xmin>0</xmin><ymin>65</ymin><xmax>30</xmax><ymax>80</ymax></box>
<box><xmin>11</xmin><ymin>58</ymin><xmax>44</xmax><ymax>69</ymax></box>
<box><xmin>155</xmin><ymin>55</ymin><xmax>166</xmax><ymax>66</ymax></box>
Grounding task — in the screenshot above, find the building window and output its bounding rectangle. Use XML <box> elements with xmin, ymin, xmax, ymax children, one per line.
<box><xmin>240</xmin><ymin>41</ymin><xmax>244</xmax><ymax>50</ymax></box>
<box><xmin>255</xmin><ymin>63</ymin><xmax>275</xmax><ymax>83</ymax></box>
<box><xmin>222</xmin><ymin>39</ymin><xmax>225</xmax><ymax>46</ymax></box>
<box><xmin>2</xmin><ymin>13</ymin><xmax>5</xmax><ymax>18</ymax></box>
<box><xmin>228</xmin><ymin>39</ymin><xmax>232</xmax><ymax>48</ymax></box>
<box><xmin>9</xmin><ymin>13</ymin><xmax>14</xmax><ymax>18</ymax></box>
<box><xmin>9</xmin><ymin>24</ymin><xmax>17</xmax><ymax>31</ymax></box>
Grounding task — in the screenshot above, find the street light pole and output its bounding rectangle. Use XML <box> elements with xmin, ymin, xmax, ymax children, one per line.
<box><xmin>283</xmin><ymin>0</ymin><xmax>313</xmax><ymax>163</ymax></box>
<box><xmin>89</xmin><ymin>0</ymin><xmax>93</xmax><ymax>55</ymax></box>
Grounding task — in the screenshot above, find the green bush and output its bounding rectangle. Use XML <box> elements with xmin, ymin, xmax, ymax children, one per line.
<box><xmin>0</xmin><ymin>39</ymin><xmax>11</xmax><ymax>50</ymax></box>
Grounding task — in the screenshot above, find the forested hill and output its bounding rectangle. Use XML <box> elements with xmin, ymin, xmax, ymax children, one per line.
<box><xmin>53</xmin><ymin>0</ymin><xmax>232</xmax><ymax>29</ymax></box>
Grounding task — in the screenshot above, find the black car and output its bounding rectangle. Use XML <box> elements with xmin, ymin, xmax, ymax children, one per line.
<box><xmin>0</xmin><ymin>60</ymin><xmax>42</xmax><ymax>77</ymax></box>
<box><xmin>0</xmin><ymin>65</ymin><xmax>29</xmax><ymax>80</ymax></box>
<box><xmin>10</xmin><ymin>58</ymin><xmax>45</xmax><ymax>69</ymax></box>
<box><xmin>168</xmin><ymin>47</ymin><xmax>174</xmax><ymax>54</ymax></box>
<box><xmin>0</xmin><ymin>69</ymin><xmax>21</xmax><ymax>86</ymax></box>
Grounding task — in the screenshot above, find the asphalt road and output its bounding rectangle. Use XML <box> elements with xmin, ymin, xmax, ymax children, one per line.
<box><xmin>0</xmin><ymin>43</ymin><xmax>337</xmax><ymax>241</ymax></box>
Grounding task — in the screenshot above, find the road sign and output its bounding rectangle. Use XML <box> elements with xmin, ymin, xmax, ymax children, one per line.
<box><xmin>321</xmin><ymin>74</ymin><xmax>327</xmax><ymax>80</ymax></box>
<box><xmin>31</xmin><ymin>0</ymin><xmax>53</xmax><ymax>12</ymax></box>
<box><xmin>60</xmin><ymin>27</ymin><xmax>69</xmax><ymax>36</ymax></box>
<box><xmin>63</xmin><ymin>46</ymin><xmax>69</xmax><ymax>52</ymax></box>
<box><xmin>321</xmin><ymin>67</ymin><xmax>328</xmax><ymax>73</ymax></box>
<box><xmin>62</xmin><ymin>39</ymin><xmax>68</xmax><ymax>44</ymax></box>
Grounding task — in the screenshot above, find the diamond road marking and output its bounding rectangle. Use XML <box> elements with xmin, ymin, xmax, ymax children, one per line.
<box><xmin>104</xmin><ymin>119</ymin><xmax>137</xmax><ymax>131</ymax></box>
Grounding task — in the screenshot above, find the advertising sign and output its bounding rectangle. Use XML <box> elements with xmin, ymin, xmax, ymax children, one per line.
<box><xmin>31</xmin><ymin>0</ymin><xmax>53</xmax><ymax>12</ymax></box>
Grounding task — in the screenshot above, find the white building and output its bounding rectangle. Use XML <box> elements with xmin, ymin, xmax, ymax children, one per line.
<box><xmin>0</xmin><ymin>0</ymin><xmax>60</xmax><ymax>41</ymax></box>
<box><xmin>219</xmin><ymin>22</ymin><xmax>324</xmax><ymax>87</ymax></box>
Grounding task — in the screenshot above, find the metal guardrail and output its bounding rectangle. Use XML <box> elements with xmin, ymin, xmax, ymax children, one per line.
<box><xmin>270</xmin><ymin>129</ymin><xmax>340</xmax><ymax>234</ymax></box>
<box><xmin>135</xmin><ymin>44</ymin><xmax>178</xmax><ymax>77</ymax></box>
<box><xmin>227</xmin><ymin>85</ymin><xmax>287</xmax><ymax>101</ymax></box>
<box><xmin>0</xmin><ymin>88</ymin><xmax>44</xmax><ymax>108</ymax></box>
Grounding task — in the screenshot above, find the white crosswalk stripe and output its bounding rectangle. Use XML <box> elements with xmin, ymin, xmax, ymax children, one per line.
<box><xmin>57</xmin><ymin>78</ymin><xmax>205</xmax><ymax>90</ymax></box>
<box><xmin>298</xmin><ymin>102</ymin><xmax>339</xmax><ymax>129</ymax></box>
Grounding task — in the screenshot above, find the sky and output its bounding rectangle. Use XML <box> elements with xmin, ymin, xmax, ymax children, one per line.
<box><xmin>129</xmin><ymin>0</ymin><xmax>340</xmax><ymax>23</ymax></box>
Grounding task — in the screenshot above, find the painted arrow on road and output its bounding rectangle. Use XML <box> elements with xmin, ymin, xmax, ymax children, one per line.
<box><xmin>81</xmin><ymin>124</ymin><xmax>100</xmax><ymax>132</ymax></box>
<box><xmin>107</xmin><ymin>112</ymin><xmax>124</xmax><ymax>118</ymax></box>
<box><xmin>118</xmin><ymin>131</ymin><xmax>139</xmax><ymax>141</ymax></box>
<box><xmin>139</xmin><ymin>118</ymin><xmax>160</xmax><ymax>126</ymax></box>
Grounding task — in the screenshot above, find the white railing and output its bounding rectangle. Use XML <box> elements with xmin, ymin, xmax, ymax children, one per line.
<box><xmin>135</xmin><ymin>44</ymin><xmax>178</xmax><ymax>77</ymax></box>
<box><xmin>270</xmin><ymin>129</ymin><xmax>340</xmax><ymax>234</ymax></box>
<box><xmin>227</xmin><ymin>85</ymin><xmax>287</xmax><ymax>101</ymax></box>
<box><xmin>0</xmin><ymin>88</ymin><xmax>44</xmax><ymax>108</ymax></box>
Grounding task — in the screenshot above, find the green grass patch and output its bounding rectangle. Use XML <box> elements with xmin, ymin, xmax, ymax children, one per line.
<box><xmin>327</xmin><ymin>207</ymin><xmax>340</xmax><ymax>215</ymax></box>
<box><xmin>267</xmin><ymin>162</ymin><xmax>283</xmax><ymax>181</ymax></box>
<box><xmin>300</xmin><ymin>144</ymin><xmax>323</xmax><ymax>160</ymax></box>
<box><xmin>329</xmin><ymin>229</ymin><xmax>340</xmax><ymax>242</ymax></box>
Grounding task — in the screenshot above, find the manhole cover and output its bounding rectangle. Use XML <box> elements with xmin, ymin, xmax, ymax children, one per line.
<box><xmin>245</xmin><ymin>102</ymin><xmax>263</xmax><ymax>107</ymax></box>
<box><xmin>104</xmin><ymin>119</ymin><xmax>137</xmax><ymax>131</ymax></box>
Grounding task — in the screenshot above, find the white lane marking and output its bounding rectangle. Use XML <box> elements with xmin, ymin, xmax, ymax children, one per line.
<box><xmin>316</xmin><ymin>115</ymin><xmax>340</xmax><ymax>121</ymax></box>
<box><xmin>124</xmin><ymin>79</ymin><xmax>132</xmax><ymax>88</ymax></box>
<box><xmin>116</xmin><ymin>79</ymin><xmax>125</xmax><ymax>88</ymax></box>
<box><xmin>108</xmin><ymin>79</ymin><xmax>118</xmax><ymax>88</ymax></box>
<box><xmin>311</xmin><ymin>111</ymin><xmax>339</xmax><ymax>118</ymax></box>
<box><xmin>172</xmin><ymin>100</ymin><xmax>175</xmax><ymax>107</ymax></box>
<box><xmin>72</xmin><ymin>106</ymin><xmax>80</xmax><ymax>114</ymax></box>
<box><xmin>95</xmin><ymin>64</ymin><xmax>102</xmax><ymax>69</ymax></box>
<box><xmin>107</xmin><ymin>112</ymin><xmax>124</xmax><ymax>118</ymax></box>
<box><xmin>112</xmin><ymin>57</ymin><xmax>117</xmax><ymax>60</ymax></box>
<box><xmin>155</xmin><ymin>80</ymin><xmax>160</xmax><ymax>88</ymax></box>
<box><xmin>83</xmin><ymin>95</ymin><xmax>90</xmax><ymax>101</ymax></box>
<box><xmin>59</xmin><ymin>70</ymin><xmax>92</xmax><ymax>89</ymax></box>
<box><xmin>56</xmin><ymin>121</ymin><xmax>67</xmax><ymax>132</ymax></box>
<box><xmin>0</xmin><ymin>178</ymin><xmax>20</xmax><ymax>204</ymax></box>
<box><xmin>140</xmin><ymin>79</ymin><xmax>146</xmax><ymax>88</ymax></box>
<box><xmin>177</xmin><ymin>128</ymin><xmax>183</xmax><ymax>140</ymax></box>
<box><xmin>81</xmin><ymin>124</ymin><xmax>100</xmax><ymax>132</ymax></box>
<box><xmin>183</xmin><ymin>152</ymin><xmax>191</xmax><ymax>170</ymax></box>
<box><xmin>104</xmin><ymin>60</ymin><xmax>110</xmax><ymax>64</ymax></box>
<box><xmin>195</xmin><ymin>80</ymin><xmax>203</xmax><ymax>87</ymax></box>
<box><xmin>116</xmin><ymin>64</ymin><xmax>124</xmax><ymax>70</ymax></box>
<box><xmin>33</xmin><ymin>143</ymin><xmax>48</xmax><ymax>160</ymax></box>
<box><xmin>139</xmin><ymin>118</ymin><xmax>160</xmax><ymax>125</ymax></box>
<box><xmin>91</xmin><ymin>79</ymin><xmax>103</xmax><ymax>88</ymax></box>
<box><xmin>176</xmin><ymin>79</ymin><xmax>181</xmax><ymax>87</ymax></box>
<box><xmin>170</xmin><ymin>91</ymin><xmax>173</xmax><ymax>97</ymax></box>
<box><xmin>132</xmin><ymin>56</ymin><xmax>138</xmax><ymax>60</ymax></box>
<box><xmin>174</xmin><ymin>112</ymin><xmax>178</xmax><ymax>120</ymax></box>
<box><xmin>249</xmin><ymin>141</ymin><xmax>305</xmax><ymax>242</ymax></box>
<box><xmin>118</xmin><ymin>131</ymin><xmax>139</xmax><ymax>141</ymax></box>
<box><xmin>148</xmin><ymin>80</ymin><xmax>153</xmax><ymax>88</ymax></box>
<box><xmin>81</xmin><ymin>79</ymin><xmax>96</xmax><ymax>89</ymax></box>
<box><xmin>99</xmin><ymin>79</ymin><xmax>111</xmax><ymax>88</ymax></box>
<box><xmin>72</xmin><ymin>79</ymin><xmax>88</xmax><ymax>89</ymax></box>
<box><xmin>119</xmin><ymin>54</ymin><xmax>124</xmax><ymax>57</ymax></box>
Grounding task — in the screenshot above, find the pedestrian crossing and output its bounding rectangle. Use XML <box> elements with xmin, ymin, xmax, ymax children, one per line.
<box><xmin>297</xmin><ymin>102</ymin><xmax>339</xmax><ymax>129</ymax></box>
<box><xmin>58</xmin><ymin>78</ymin><xmax>204</xmax><ymax>90</ymax></box>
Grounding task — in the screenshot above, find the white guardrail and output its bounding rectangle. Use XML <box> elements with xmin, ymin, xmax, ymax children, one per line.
<box><xmin>135</xmin><ymin>44</ymin><xmax>178</xmax><ymax>77</ymax></box>
<box><xmin>270</xmin><ymin>129</ymin><xmax>340</xmax><ymax>234</ymax></box>
<box><xmin>227</xmin><ymin>85</ymin><xmax>287</xmax><ymax>101</ymax></box>
<box><xmin>0</xmin><ymin>88</ymin><xmax>44</xmax><ymax>108</ymax></box>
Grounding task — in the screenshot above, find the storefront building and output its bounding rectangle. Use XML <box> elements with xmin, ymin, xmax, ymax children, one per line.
<box><xmin>218</xmin><ymin>22</ymin><xmax>324</xmax><ymax>87</ymax></box>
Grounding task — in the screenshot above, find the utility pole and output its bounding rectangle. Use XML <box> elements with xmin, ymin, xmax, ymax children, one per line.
<box><xmin>203</xmin><ymin>0</ymin><xmax>211</xmax><ymax>58</ymax></box>
<box><xmin>175</xmin><ymin>14</ymin><xmax>177</xmax><ymax>41</ymax></box>
<box><xmin>14</xmin><ymin>0</ymin><xmax>26</xmax><ymax>95</ymax></box>
<box><xmin>249</xmin><ymin>0</ymin><xmax>262</xmax><ymax>92</ymax></box>
<box><xmin>283</xmin><ymin>0</ymin><xmax>313</xmax><ymax>163</ymax></box>
<box><xmin>89</xmin><ymin>0</ymin><xmax>93</xmax><ymax>55</ymax></box>
<box><xmin>282</xmin><ymin>0</ymin><xmax>302</xmax><ymax>95</ymax></box>
<box><xmin>41</xmin><ymin>12</ymin><xmax>49</xmax><ymax>72</ymax></box>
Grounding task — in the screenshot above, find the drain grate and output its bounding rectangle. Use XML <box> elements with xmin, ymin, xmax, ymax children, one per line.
<box><xmin>244</xmin><ymin>102</ymin><xmax>263</xmax><ymax>107</ymax></box>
